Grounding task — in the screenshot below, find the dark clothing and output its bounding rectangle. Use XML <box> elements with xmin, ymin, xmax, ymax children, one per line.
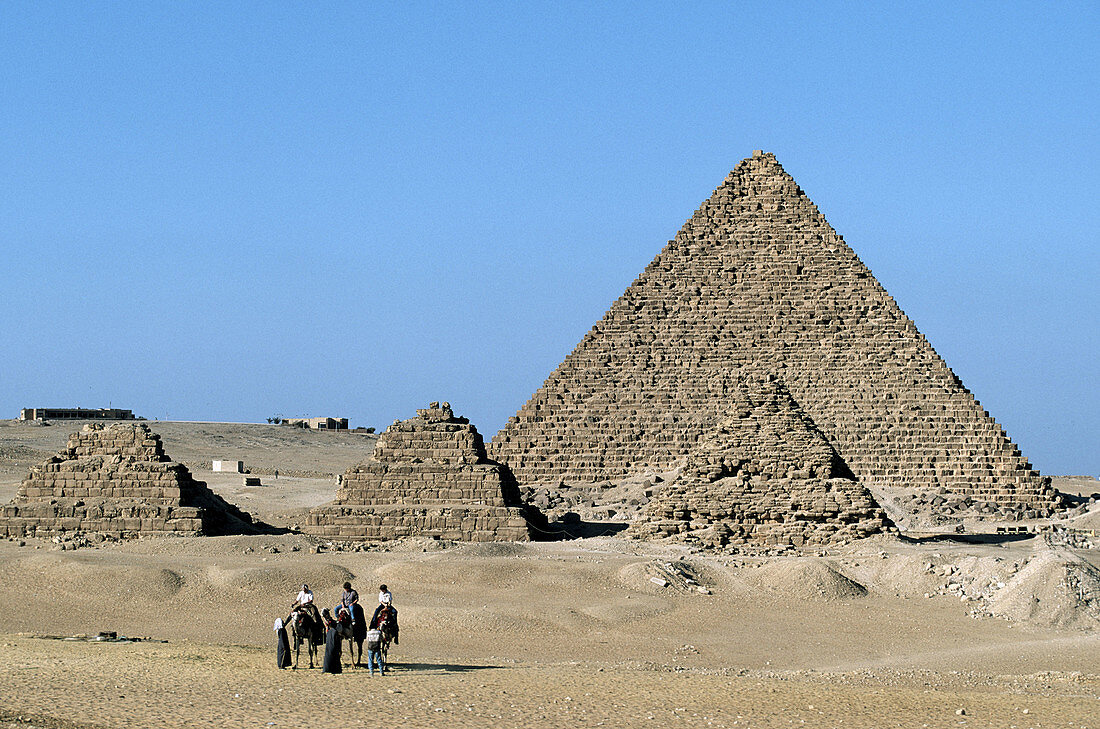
<box><xmin>322</xmin><ymin>625</ymin><xmax>342</xmax><ymax>673</ymax></box>
<box><xmin>341</xmin><ymin>589</ymin><xmax>359</xmax><ymax>611</ymax></box>
<box><xmin>350</xmin><ymin>603</ymin><xmax>367</xmax><ymax>642</ymax></box>
<box><xmin>276</xmin><ymin>627</ymin><xmax>292</xmax><ymax>669</ymax></box>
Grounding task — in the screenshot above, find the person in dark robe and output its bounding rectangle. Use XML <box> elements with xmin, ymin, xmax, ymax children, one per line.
<box><xmin>274</xmin><ymin>617</ymin><xmax>292</xmax><ymax>669</ymax></box>
<box><xmin>350</xmin><ymin>602</ymin><xmax>367</xmax><ymax>666</ymax></box>
<box><xmin>321</xmin><ymin>609</ymin><xmax>342</xmax><ymax>674</ymax></box>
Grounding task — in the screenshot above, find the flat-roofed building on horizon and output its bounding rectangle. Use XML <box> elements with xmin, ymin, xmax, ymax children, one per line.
<box><xmin>19</xmin><ymin>408</ymin><xmax>136</xmax><ymax>421</ymax></box>
<box><xmin>282</xmin><ymin>417</ymin><xmax>348</xmax><ymax>430</ymax></box>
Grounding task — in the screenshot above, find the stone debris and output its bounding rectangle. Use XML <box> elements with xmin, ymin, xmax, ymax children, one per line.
<box><xmin>918</xmin><ymin>552</ymin><xmax>1100</xmax><ymax>629</ymax></box>
<box><xmin>643</xmin><ymin>560</ymin><xmax>709</xmax><ymax>593</ymax></box>
<box><xmin>0</xmin><ymin>423</ymin><xmax>253</xmax><ymax>538</ymax></box>
<box><xmin>490</xmin><ymin>151</ymin><xmax>1057</xmax><ymax>515</ymax></box>
<box><xmin>630</xmin><ymin>376</ymin><xmax>889</xmax><ymax>547</ymax></box>
<box><xmin>304</xmin><ymin>403</ymin><xmax>541</xmax><ymax>541</ymax></box>
<box><xmin>1041</xmin><ymin>525</ymin><xmax>1097</xmax><ymax>550</ymax></box>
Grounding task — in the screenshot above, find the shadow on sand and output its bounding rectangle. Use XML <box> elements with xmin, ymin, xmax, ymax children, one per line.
<box><xmin>388</xmin><ymin>661</ymin><xmax>502</xmax><ymax>673</ymax></box>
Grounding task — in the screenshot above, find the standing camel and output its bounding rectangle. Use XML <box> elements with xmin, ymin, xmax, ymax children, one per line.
<box><xmin>287</xmin><ymin>607</ymin><xmax>322</xmax><ymax>669</ymax></box>
<box><xmin>328</xmin><ymin>606</ymin><xmax>364</xmax><ymax>669</ymax></box>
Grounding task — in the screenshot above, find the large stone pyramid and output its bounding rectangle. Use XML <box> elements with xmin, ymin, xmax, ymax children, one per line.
<box><xmin>0</xmin><ymin>423</ymin><xmax>254</xmax><ymax>537</ymax></box>
<box><xmin>629</xmin><ymin>375</ymin><xmax>889</xmax><ymax>546</ymax></box>
<box><xmin>490</xmin><ymin>151</ymin><xmax>1056</xmax><ymax>509</ymax></box>
<box><xmin>304</xmin><ymin>402</ymin><xmax>537</xmax><ymax>541</ymax></box>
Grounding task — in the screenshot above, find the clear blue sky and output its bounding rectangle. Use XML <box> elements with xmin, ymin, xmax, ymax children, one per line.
<box><xmin>1</xmin><ymin>3</ymin><xmax>1096</xmax><ymax>475</ymax></box>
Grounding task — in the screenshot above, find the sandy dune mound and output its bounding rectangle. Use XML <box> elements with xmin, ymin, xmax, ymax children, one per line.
<box><xmin>0</xmin><ymin>553</ymin><xmax>184</xmax><ymax>601</ymax></box>
<box><xmin>203</xmin><ymin>562</ymin><xmax>354</xmax><ymax>595</ymax></box>
<box><xmin>988</xmin><ymin>552</ymin><xmax>1100</xmax><ymax>630</ymax></box>
<box><xmin>373</xmin><ymin>556</ymin><xmax>538</xmax><ymax>591</ymax></box>
<box><xmin>746</xmin><ymin>559</ymin><xmax>868</xmax><ymax>602</ymax></box>
<box><xmin>454</xmin><ymin>542</ymin><xmax>534</xmax><ymax>559</ymax></box>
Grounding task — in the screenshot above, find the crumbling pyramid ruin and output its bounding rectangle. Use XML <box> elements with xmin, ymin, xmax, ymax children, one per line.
<box><xmin>304</xmin><ymin>403</ymin><xmax>536</xmax><ymax>541</ymax></box>
<box><xmin>629</xmin><ymin>376</ymin><xmax>889</xmax><ymax>546</ymax></box>
<box><xmin>0</xmin><ymin>423</ymin><xmax>254</xmax><ymax>537</ymax></box>
<box><xmin>491</xmin><ymin>151</ymin><xmax>1057</xmax><ymax>511</ymax></box>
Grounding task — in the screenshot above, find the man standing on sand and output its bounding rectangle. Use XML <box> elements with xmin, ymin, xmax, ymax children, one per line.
<box><xmin>365</xmin><ymin>626</ymin><xmax>384</xmax><ymax>676</ymax></box>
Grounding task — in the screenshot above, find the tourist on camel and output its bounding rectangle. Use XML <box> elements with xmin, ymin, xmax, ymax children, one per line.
<box><xmin>370</xmin><ymin>586</ymin><xmax>399</xmax><ymax>646</ymax></box>
<box><xmin>340</xmin><ymin>581</ymin><xmax>359</xmax><ymax>616</ymax></box>
<box><xmin>292</xmin><ymin>584</ymin><xmax>319</xmax><ymax>621</ymax></box>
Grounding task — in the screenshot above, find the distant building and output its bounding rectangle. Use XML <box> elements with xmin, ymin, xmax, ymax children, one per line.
<box><xmin>19</xmin><ymin>408</ymin><xmax>136</xmax><ymax>421</ymax></box>
<box><xmin>212</xmin><ymin>460</ymin><xmax>244</xmax><ymax>473</ymax></box>
<box><xmin>282</xmin><ymin>417</ymin><xmax>348</xmax><ymax>430</ymax></box>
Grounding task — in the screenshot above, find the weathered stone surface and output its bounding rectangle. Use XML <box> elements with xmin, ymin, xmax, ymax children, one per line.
<box><xmin>305</xmin><ymin>402</ymin><xmax>537</xmax><ymax>541</ymax></box>
<box><xmin>490</xmin><ymin>151</ymin><xmax>1057</xmax><ymax>510</ymax></box>
<box><xmin>629</xmin><ymin>376</ymin><xmax>889</xmax><ymax>546</ymax></box>
<box><xmin>0</xmin><ymin>423</ymin><xmax>253</xmax><ymax>537</ymax></box>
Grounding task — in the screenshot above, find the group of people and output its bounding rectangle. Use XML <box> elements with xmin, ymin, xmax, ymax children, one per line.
<box><xmin>274</xmin><ymin>581</ymin><xmax>399</xmax><ymax>676</ymax></box>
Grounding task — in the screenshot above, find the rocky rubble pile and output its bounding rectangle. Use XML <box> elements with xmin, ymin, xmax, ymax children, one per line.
<box><xmin>890</xmin><ymin>489</ymin><xmax>1061</xmax><ymax>524</ymax></box>
<box><xmin>629</xmin><ymin>377</ymin><xmax>889</xmax><ymax>547</ymax></box>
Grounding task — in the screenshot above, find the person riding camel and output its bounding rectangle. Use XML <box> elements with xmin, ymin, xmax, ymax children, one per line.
<box><xmin>340</xmin><ymin>581</ymin><xmax>359</xmax><ymax>618</ymax></box>
<box><xmin>292</xmin><ymin>584</ymin><xmax>319</xmax><ymax>622</ymax></box>
<box><xmin>370</xmin><ymin>584</ymin><xmax>399</xmax><ymax>645</ymax></box>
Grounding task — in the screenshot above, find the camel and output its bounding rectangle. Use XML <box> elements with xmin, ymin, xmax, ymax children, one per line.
<box><xmin>371</xmin><ymin>604</ymin><xmax>399</xmax><ymax>669</ymax></box>
<box><xmin>287</xmin><ymin>605</ymin><xmax>322</xmax><ymax>669</ymax></box>
<box><xmin>328</xmin><ymin>605</ymin><xmax>365</xmax><ymax>668</ymax></box>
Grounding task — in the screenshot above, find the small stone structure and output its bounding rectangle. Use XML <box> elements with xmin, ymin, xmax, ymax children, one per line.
<box><xmin>304</xmin><ymin>403</ymin><xmax>535</xmax><ymax>541</ymax></box>
<box><xmin>0</xmin><ymin>423</ymin><xmax>253</xmax><ymax>537</ymax></box>
<box><xmin>491</xmin><ymin>151</ymin><xmax>1058</xmax><ymax>512</ymax></box>
<box><xmin>630</xmin><ymin>376</ymin><xmax>889</xmax><ymax>547</ymax></box>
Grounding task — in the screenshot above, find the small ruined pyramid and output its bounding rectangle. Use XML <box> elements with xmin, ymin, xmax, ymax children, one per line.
<box><xmin>305</xmin><ymin>402</ymin><xmax>537</xmax><ymax>541</ymax></box>
<box><xmin>491</xmin><ymin>151</ymin><xmax>1057</xmax><ymax>510</ymax></box>
<box><xmin>0</xmin><ymin>423</ymin><xmax>254</xmax><ymax>537</ymax></box>
<box><xmin>630</xmin><ymin>375</ymin><xmax>889</xmax><ymax>546</ymax></box>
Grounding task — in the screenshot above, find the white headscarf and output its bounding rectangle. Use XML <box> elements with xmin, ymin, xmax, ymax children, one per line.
<box><xmin>273</xmin><ymin>618</ymin><xmax>284</xmax><ymax>632</ymax></box>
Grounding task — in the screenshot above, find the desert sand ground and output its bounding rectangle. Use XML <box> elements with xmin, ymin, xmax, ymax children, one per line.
<box><xmin>0</xmin><ymin>420</ymin><xmax>1097</xmax><ymax>728</ymax></box>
